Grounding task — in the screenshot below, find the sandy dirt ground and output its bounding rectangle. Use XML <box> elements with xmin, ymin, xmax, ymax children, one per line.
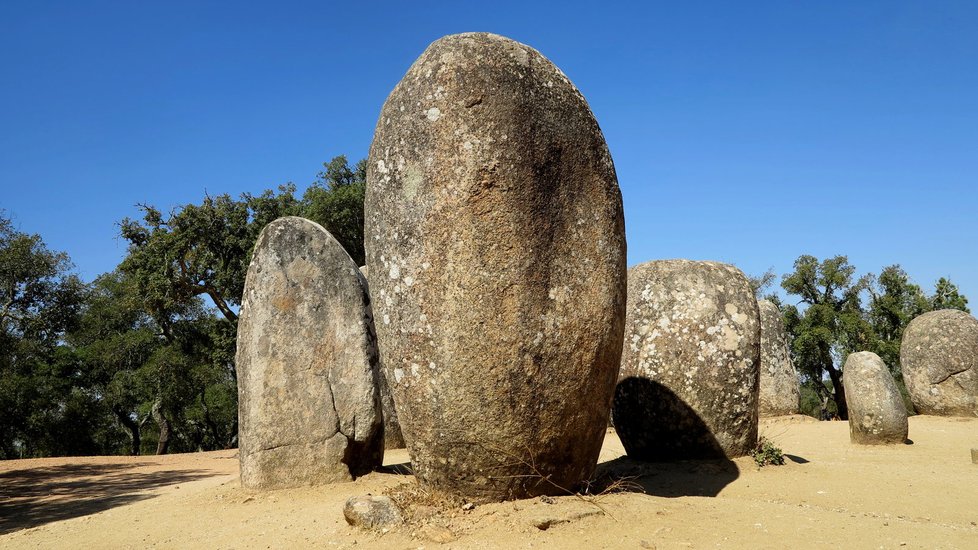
<box><xmin>1</xmin><ymin>415</ymin><xmax>976</xmax><ymax>549</ymax></box>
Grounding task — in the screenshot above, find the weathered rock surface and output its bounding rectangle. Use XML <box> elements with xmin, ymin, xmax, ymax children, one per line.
<box><xmin>237</xmin><ymin>217</ymin><xmax>384</xmax><ymax>489</ymax></box>
<box><xmin>842</xmin><ymin>352</ymin><xmax>909</xmax><ymax>444</ymax></box>
<box><xmin>343</xmin><ymin>495</ymin><xmax>404</xmax><ymax>530</ymax></box>
<box><xmin>359</xmin><ymin>264</ymin><xmax>405</xmax><ymax>449</ymax></box>
<box><xmin>901</xmin><ymin>309</ymin><xmax>978</xmax><ymax>417</ymax></box>
<box><xmin>613</xmin><ymin>260</ymin><xmax>760</xmax><ymax>460</ymax></box>
<box><xmin>365</xmin><ymin>33</ymin><xmax>626</xmax><ymax>500</ymax></box>
<box><xmin>758</xmin><ymin>299</ymin><xmax>800</xmax><ymax>416</ymax></box>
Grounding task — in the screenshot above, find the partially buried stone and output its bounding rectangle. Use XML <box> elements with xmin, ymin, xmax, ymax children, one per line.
<box><xmin>900</xmin><ymin>309</ymin><xmax>978</xmax><ymax>417</ymax></box>
<box><xmin>237</xmin><ymin>217</ymin><xmax>384</xmax><ymax>489</ymax></box>
<box><xmin>758</xmin><ymin>299</ymin><xmax>801</xmax><ymax>416</ymax></box>
<box><xmin>842</xmin><ymin>351</ymin><xmax>908</xmax><ymax>445</ymax></box>
<box><xmin>344</xmin><ymin>495</ymin><xmax>404</xmax><ymax>530</ymax></box>
<box><xmin>365</xmin><ymin>33</ymin><xmax>627</xmax><ymax>500</ymax></box>
<box><xmin>613</xmin><ymin>260</ymin><xmax>760</xmax><ymax>460</ymax></box>
<box><xmin>359</xmin><ymin>264</ymin><xmax>405</xmax><ymax>450</ymax></box>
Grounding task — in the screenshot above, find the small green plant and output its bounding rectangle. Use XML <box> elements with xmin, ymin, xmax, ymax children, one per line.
<box><xmin>751</xmin><ymin>437</ymin><xmax>785</xmax><ymax>467</ymax></box>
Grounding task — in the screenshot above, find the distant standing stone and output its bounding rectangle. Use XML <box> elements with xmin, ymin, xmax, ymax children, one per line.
<box><xmin>359</xmin><ymin>264</ymin><xmax>405</xmax><ymax>449</ymax></box>
<box><xmin>758</xmin><ymin>300</ymin><xmax>800</xmax><ymax>416</ymax></box>
<box><xmin>365</xmin><ymin>33</ymin><xmax>626</xmax><ymax>500</ymax></box>
<box><xmin>237</xmin><ymin>217</ymin><xmax>384</xmax><ymax>489</ymax></box>
<box><xmin>842</xmin><ymin>352</ymin><xmax>908</xmax><ymax>444</ymax></box>
<box><xmin>901</xmin><ymin>309</ymin><xmax>978</xmax><ymax>417</ymax></box>
<box><xmin>613</xmin><ymin>260</ymin><xmax>760</xmax><ymax>460</ymax></box>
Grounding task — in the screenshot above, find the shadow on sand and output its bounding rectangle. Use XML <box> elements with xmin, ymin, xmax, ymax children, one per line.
<box><xmin>377</xmin><ymin>461</ymin><xmax>413</xmax><ymax>476</ymax></box>
<box><xmin>0</xmin><ymin>462</ymin><xmax>214</xmax><ymax>534</ymax></box>
<box><xmin>597</xmin><ymin>377</ymin><xmax>741</xmax><ymax>497</ymax></box>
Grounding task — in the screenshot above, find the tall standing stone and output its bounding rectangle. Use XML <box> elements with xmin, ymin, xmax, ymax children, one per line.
<box><xmin>365</xmin><ymin>33</ymin><xmax>626</xmax><ymax>500</ymax></box>
<box><xmin>901</xmin><ymin>309</ymin><xmax>978</xmax><ymax>417</ymax></box>
<box><xmin>359</xmin><ymin>264</ymin><xmax>405</xmax><ymax>449</ymax></box>
<box><xmin>613</xmin><ymin>260</ymin><xmax>760</xmax><ymax>460</ymax></box>
<box><xmin>758</xmin><ymin>299</ymin><xmax>800</xmax><ymax>416</ymax></box>
<box><xmin>237</xmin><ymin>217</ymin><xmax>384</xmax><ymax>489</ymax></box>
<box><xmin>842</xmin><ymin>351</ymin><xmax>908</xmax><ymax>444</ymax></box>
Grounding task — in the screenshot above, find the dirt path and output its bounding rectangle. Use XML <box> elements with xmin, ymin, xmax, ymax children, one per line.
<box><xmin>2</xmin><ymin>415</ymin><xmax>976</xmax><ymax>549</ymax></box>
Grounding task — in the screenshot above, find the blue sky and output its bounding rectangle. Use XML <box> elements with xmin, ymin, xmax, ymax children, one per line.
<box><xmin>1</xmin><ymin>1</ymin><xmax>976</xmax><ymax>303</ymax></box>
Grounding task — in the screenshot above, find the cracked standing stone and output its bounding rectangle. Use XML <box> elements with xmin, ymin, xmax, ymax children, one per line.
<box><xmin>901</xmin><ymin>309</ymin><xmax>978</xmax><ymax>417</ymax></box>
<box><xmin>237</xmin><ymin>216</ymin><xmax>384</xmax><ymax>489</ymax></box>
<box><xmin>365</xmin><ymin>33</ymin><xmax>626</xmax><ymax>500</ymax></box>
<box><xmin>613</xmin><ymin>260</ymin><xmax>760</xmax><ymax>460</ymax></box>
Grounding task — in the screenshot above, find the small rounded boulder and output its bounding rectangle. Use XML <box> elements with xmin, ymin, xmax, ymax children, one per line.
<box><xmin>842</xmin><ymin>351</ymin><xmax>908</xmax><ymax>445</ymax></box>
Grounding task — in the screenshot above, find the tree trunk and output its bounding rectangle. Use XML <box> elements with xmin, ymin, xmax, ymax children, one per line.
<box><xmin>151</xmin><ymin>400</ymin><xmax>172</xmax><ymax>455</ymax></box>
<box><xmin>825</xmin><ymin>366</ymin><xmax>848</xmax><ymax>420</ymax></box>
<box><xmin>228</xmin><ymin>416</ymin><xmax>238</xmax><ymax>449</ymax></box>
<box><xmin>199</xmin><ymin>390</ymin><xmax>221</xmax><ymax>449</ymax></box>
<box><xmin>113</xmin><ymin>407</ymin><xmax>141</xmax><ymax>456</ymax></box>
<box><xmin>0</xmin><ymin>433</ymin><xmax>15</xmax><ymax>460</ymax></box>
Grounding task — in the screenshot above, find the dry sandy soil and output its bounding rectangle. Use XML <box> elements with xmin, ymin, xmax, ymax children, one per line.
<box><xmin>1</xmin><ymin>415</ymin><xmax>976</xmax><ymax>549</ymax></box>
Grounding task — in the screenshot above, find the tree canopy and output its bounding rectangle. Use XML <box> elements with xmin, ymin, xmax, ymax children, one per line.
<box><xmin>777</xmin><ymin>256</ymin><xmax>971</xmax><ymax>420</ymax></box>
<box><xmin>0</xmin><ymin>213</ymin><xmax>87</xmax><ymax>458</ymax></box>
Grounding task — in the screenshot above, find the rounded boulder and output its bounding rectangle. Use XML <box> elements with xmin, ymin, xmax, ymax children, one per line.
<box><xmin>842</xmin><ymin>352</ymin><xmax>908</xmax><ymax>444</ymax></box>
<box><xmin>900</xmin><ymin>309</ymin><xmax>978</xmax><ymax>417</ymax></box>
<box><xmin>613</xmin><ymin>260</ymin><xmax>760</xmax><ymax>460</ymax></box>
<box><xmin>365</xmin><ymin>33</ymin><xmax>627</xmax><ymax>500</ymax></box>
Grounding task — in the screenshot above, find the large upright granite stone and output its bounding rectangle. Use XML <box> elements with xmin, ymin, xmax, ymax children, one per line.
<box><xmin>359</xmin><ymin>264</ymin><xmax>405</xmax><ymax>449</ymax></box>
<box><xmin>237</xmin><ymin>217</ymin><xmax>384</xmax><ymax>489</ymax></box>
<box><xmin>613</xmin><ymin>260</ymin><xmax>760</xmax><ymax>460</ymax></box>
<box><xmin>758</xmin><ymin>299</ymin><xmax>800</xmax><ymax>416</ymax></box>
<box><xmin>365</xmin><ymin>33</ymin><xmax>626</xmax><ymax>500</ymax></box>
<box><xmin>901</xmin><ymin>309</ymin><xmax>978</xmax><ymax>417</ymax></box>
<box><xmin>842</xmin><ymin>351</ymin><xmax>908</xmax><ymax>444</ymax></box>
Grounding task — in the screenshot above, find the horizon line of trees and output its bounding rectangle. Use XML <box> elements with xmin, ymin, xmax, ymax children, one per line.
<box><xmin>0</xmin><ymin>156</ymin><xmax>366</xmax><ymax>459</ymax></box>
<box><xmin>1</xmin><ymin>158</ymin><xmax>971</xmax><ymax>458</ymax></box>
<box><xmin>749</xmin><ymin>258</ymin><xmax>969</xmax><ymax>420</ymax></box>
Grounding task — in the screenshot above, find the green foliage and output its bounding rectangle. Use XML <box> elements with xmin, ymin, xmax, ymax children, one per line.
<box><xmin>0</xmin><ymin>153</ymin><xmax>366</xmax><ymax>458</ymax></box>
<box><xmin>118</xmin><ymin>155</ymin><xmax>366</xmax><ymax>328</ymax></box>
<box><xmin>747</xmin><ymin>268</ymin><xmax>777</xmax><ymax>300</ymax></box>
<box><xmin>109</xmin><ymin>155</ymin><xmax>364</xmax><ymax>454</ymax></box>
<box><xmin>751</xmin><ymin>437</ymin><xmax>785</xmax><ymax>467</ymax></box>
<box><xmin>781</xmin><ymin>256</ymin><xmax>971</xmax><ymax>421</ymax></box>
<box><xmin>780</xmin><ymin>255</ymin><xmax>872</xmax><ymax>420</ymax></box>
<box><xmin>931</xmin><ymin>277</ymin><xmax>970</xmax><ymax>313</ymax></box>
<box><xmin>302</xmin><ymin>156</ymin><xmax>367</xmax><ymax>266</ymax></box>
<box><xmin>118</xmin><ymin>191</ymin><xmax>273</xmax><ymax>325</ymax></box>
<box><xmin>798</xmin><ymin>381</ymin><xmax>838</xmax><ymax>419</ymax></box>
<box><xmin>0</xmin><ymin>213</ymin><xmax>88</xmax><ymax>458</ymax></box>
<box><xmin>866</xmin><ymin>265</ymin><xmax>929</xmax><ymax>376</ymax></box>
